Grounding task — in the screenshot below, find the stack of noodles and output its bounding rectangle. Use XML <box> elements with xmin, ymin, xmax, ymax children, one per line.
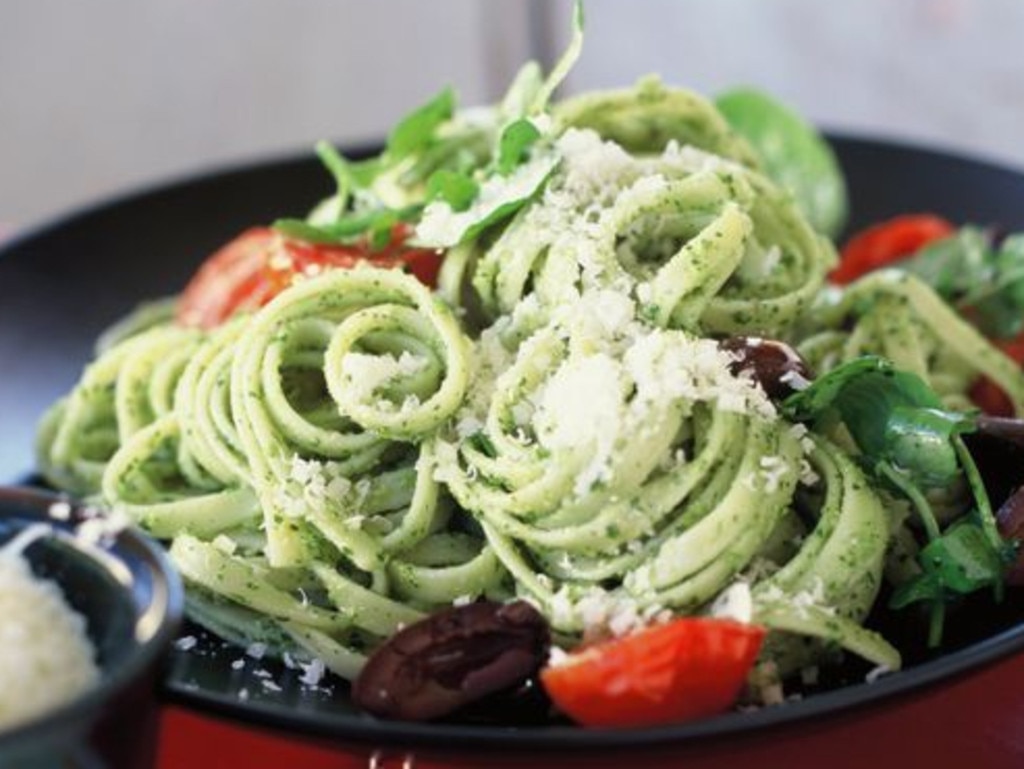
<box><xmin>38</xmin><ymin>79</ymin><xmax>1024</xmax><ymax>681</ymax></box>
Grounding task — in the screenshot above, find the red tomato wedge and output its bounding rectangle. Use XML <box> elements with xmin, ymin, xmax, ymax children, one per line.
<box><xmin>830</xmin><ymin>214</ymin><xmax>955</xmax><ymax>285</ymax></box>
<box><xmin>969</xmin><ymin>332</ymin><xmax>1024</xmax><ymax>416</ymax></box>
<box><xmin>176</xmin><ymin>226</ymin><xmax>442</xmax><ymax>329</ymax></box>
<box><xmin>540</xmin><ymin>617</ymin><xmax>765</xmax><ymax>728</ymax></box>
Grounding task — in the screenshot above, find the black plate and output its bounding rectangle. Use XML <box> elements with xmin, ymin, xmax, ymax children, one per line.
<box><xmin>4</xmin><ymin>135</ymin><xmax>1024</xmax><ymax>750</ymax></box>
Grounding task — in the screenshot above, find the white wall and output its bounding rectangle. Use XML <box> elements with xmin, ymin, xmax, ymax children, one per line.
<box><xmin>557</xmin><ymin>0</ymin><xmax>1024</xmax><ymax>168</ymax></box>
<box><xmin>0</xmin><ymin>0</ymin><xmax>534</xmax><ymax>225</ymax></box>
<box><xmin>3</xmin><ymin>0</ymin><xmax>1023</xmax><ymax>227</ymax></box>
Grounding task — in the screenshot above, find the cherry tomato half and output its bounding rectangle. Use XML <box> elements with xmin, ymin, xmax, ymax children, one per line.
<box><xmin>969</xmin><ymin>332</ymin><xmax>1024</xmax><ymax>416</ymax></box>
<box><xmin>176</xmin><ymin>226</ymin><xmax>442</xmax><ymax>329</ymax></box>
<box><xmin>830</xmin><ymin>214</ymin><xmax>955</xmax><ymax>285</ymax></box>
<box><xmin>540</xmin><ymin>617</ymin><xmax>765</xmax><ymax>728</ymax></box>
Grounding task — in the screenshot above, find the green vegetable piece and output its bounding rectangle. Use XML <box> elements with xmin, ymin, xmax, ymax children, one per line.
<box><xmin>495</xmin><ymin>119</ymin><xmax>541</xmax><ymax>176</ymax></box>
<box><xmin>901</xmin><ymin>227</ymin><xmax>1024</xmax><ymax>339</ymax></box>
<box><xmin>426</xmin><ymin>169</ymin><xmax>479</xmax><ymax>212</ymax></box>
<box><xmin>783</xmin><ymin>356</ymin><xmax>971</xmax><ymax>489</ymax></box>
<box><xmin>901</xmin><ymin>226</ymin><xmax>988</xmax><ymax>299</ymax></box>
<box><xmin>890</xmin><ymin>517</ymin><xmax>1008</xmax><ymax>647</ymax></box>
<box><xmin>386</xmin><ymin>86</ymin><xmax>456</xmax><ymax>162</ymax></box>
<box><xmin>274</xmin><ymin>204</ymin><xmax>423</xmax><ymax>245</ymax></box>
<box><xmin>415</xmin><ymin>152</ymin><xmax>560</xmax><ymax>248</ymax></box>
<box><xmin>305</xmin><ymin>141</ymin><xmax>355</xmax><ymax>226</ymax></box>
<box><xmin>885</xmin><ymin>407</ymin><xmax>969</xmax><ymax>487</ymax></box>
<box><xmin>927</xmin><ymin>520</ymin><xmax>1006</xmax><ymax>594</ymax></box>
<box><xmin>715</xmin><ymin>87</ymin><xmax>848</xmax><ymax>238</ymax></box>
<box><xmin>272</xmin><ymin>218</ymin><xmax>340</xmax><ymax>244</ymax></box>
<box><xmin>368</xmin><ymin>210</ymin><xmax>398</xmax><ymax>251</ymax></box>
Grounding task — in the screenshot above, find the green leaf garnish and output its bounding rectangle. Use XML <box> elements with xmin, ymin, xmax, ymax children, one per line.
<box><xmin>783</xmin><ymin>357</ymin><xmax>971</xmax><ymax>488</ymax></box>
<box><xmin>902</xmin><ymin>228</ymin><xmax>1024</xmax><ymax>339</ymax></box>
<box><xmin>715</xmin><ymin>87</ymin><xmax>848</xmax><ymax>238</ymax></box>
<box><xmin>274</xmin><ymin>204</ymin><xmax>423</xmax><ymax>245</ymax></box>
<box><xmin>386</xmin><ymin>86</ymin><xmax>456</xmax><ymax>162</ymax></box>
<box><xmin>415</xmin><ymin>151</ymin><xmax>560</xmax><ymax>248</ymax></box>
<box><xmin>495</xmin><ymin>119</ymin><xmax>541</xmax><ymax>176</ymax></box>
<box><xmin>305</xmin><ymin>141</ymin><xmax>355</xmax><ymax>226</ymax></box>
<box><xmin>783</xmin><ymin>356</ymin><xmax>1011</xmax><ymax>646</ymax></box>
<box><xmin>426</xmin><ymin>169</ymin><xmax>479</xmax><ymax>212</ymax></box>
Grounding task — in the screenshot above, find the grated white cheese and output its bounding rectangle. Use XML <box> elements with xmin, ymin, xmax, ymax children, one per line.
<box><xmin>865</xmin><ymin>664</ymin><xmax>892</xmax><ymax>684</ymax></box>
<box><xmin>298</xmin><ymin>658</ymin><xmax>326</xmax><ymax>687</ymax></box>
<box><xmin>710</xmin><ymin>582</ymin><xmax>753</xmax><ymax>624</ymax></box>
<box><xmin>758</xmin><ymin>455</ymin><xmax>790</xmax><ymax>494</ymax></box>
<box><xmin>339</xmin><ymin>350</ymin><xmax>429</xmax><ymax>406</ymax></box>
<box><xmin>549</xmin><ymin>584</ymin><xmax>659</xmax><ymax>642</ymax></box>
<box><xmin>0</xmin><ymin>538</ymin><xmax>100</xmax><ymax>730</ymax></box>
<box><xmin>47</xmin><ymin>500</ymin><xmax>71</xmax><ymax>521</ymax></box>
<box><xmin>245</xmin><ymin>642</ymin><xmax>268</xmax><ymax>660</ymax></box>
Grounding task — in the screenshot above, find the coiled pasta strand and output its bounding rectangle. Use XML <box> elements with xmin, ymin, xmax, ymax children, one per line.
<box><xmin>37</xmin><ymin>324</ymin><xmax>202</xmax><ymax>495</ymax></box>
<box><xmin>451</xmin><ymin>126</ymin><xmax>833</xmax><ymax>341</ymax></box>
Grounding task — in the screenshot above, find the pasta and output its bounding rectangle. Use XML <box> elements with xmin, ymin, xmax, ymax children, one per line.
<box><xmin>35</xmin><ymin>30</ymin><xmax>1024</xmax><ymax>719</ymax></box>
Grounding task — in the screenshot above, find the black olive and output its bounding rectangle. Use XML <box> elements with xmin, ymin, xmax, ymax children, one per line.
<box><xmin>963</xmin><ymin>416</ymin><xmax>1024</xmax><ymax>508</ymax></box>
<box><xmin>352</xmin><ymin>600</ymin><xmax>550</xmax><ymax>722</ymax></box>
<box><xmin>718</xmin><ymin>336</ymin><xmax>812</xmax><ymax>400</ymax></box>
<box><xmin>996</xmin><ymin>486</ymin><xmax>1024</xmax><ymax>586</ymax></box>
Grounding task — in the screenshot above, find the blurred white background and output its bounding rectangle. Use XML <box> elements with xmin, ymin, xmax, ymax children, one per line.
<box><xmin>2</xmin><ymin>0</ymin><xmax>1022</xmax><ymax>226</ymax></box>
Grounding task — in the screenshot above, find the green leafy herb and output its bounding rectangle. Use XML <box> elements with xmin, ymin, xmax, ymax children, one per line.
<box><xmin>902</xmin><ymin>227</ymin><xmax>1024</xmax><ymax>339</ymax></box>
<box><xmin>415</xmin><ymin>152</ymin><xmax>560</xmax><ymax>248</ymax></box>
<box><xmin>890</xmin><ymin>515</ymin><xmax>1011</xmax><ymax>645</ymax></box>
<box><xmin>305</xmin><ymin>141</ymin><xmax>355</xmax><ymax>226</ymax></box>
<box><xmin>495</xmin><ymin>119</ymin><xmax>541</xmax><ymax>176</ymax></box>
<box><xmin>783</xmin><ymin>357</ymin><xmax>971</xmax><ymax>488</ymax></box>
<box><xmin>426</xmin><ymin>169</ymin><xmax>479</xmax><ymax>212</ymax></box>
<box><xmin>386</xmin><ymin>86</ymin><xmax>456</xmax><ymax>162</ymax></box>
<box><xmin>715</xmin><ymin>87</ymin><xmax>848</xmax><ymax>238</ymax></box>
<box><xmin>783</xmin><ymin>356</ymin><xmax>1010</xmax><ymax>645</ymax></box>
<box><xmin>274</xmin><ymin>204</ymin><xmax>423</xmax><ymax>245</ymax></box>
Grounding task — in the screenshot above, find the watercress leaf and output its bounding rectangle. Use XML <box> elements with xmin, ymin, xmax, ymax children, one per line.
<box><xmin>970</xmin><ymin>234</ymin><xmax>1024</xmax><ymax>338</ymax></box>
<box><xmin>304</xmin><ymin>141</ymin><xmax>356</xmax><ymax>227</ymax></box>
<box><xmin>889</xmin><ymin>569</ymin><xmax>943</xmax><ymax>610</ymax></box>
<box><xmin>900</xmin><ymin>226</ymin><xmax>1024</xmax><ymax>339</ymax></box>
<box><xmin>426</xmin><ymin>169</ymin><xmax>479</xmax><ymax>212</ymax></box>
<box><xmin>349</xmin><ymin>157</ymin><xmax>384</xmax><ymax>188</ymax></box>
<box><xmin>715</xmin><ymin>87</ymin><xmax>848</xmax><ymax>238</ymax></box>
<box><xmin>495</xmin><ymin>118</ymin><xmax>541</xmax><ymax>176</ymax></box>
<box><xmin>315</xmin><ymin>141</ymin><xmax>353</xmax><ymax>202</ymax></box>
<box><xmin>272</xmin><ymin>218</ymin><xmax>340</xmax><ymax>244</ymax></box>
<box><xmin>783</xmin><ymin>357</ymin><xmax>975</xmax><ymax>489</ymax></box>
<box><xmin>886</xmin><ymin>406</ymin><xmax>973</xmax><ymax>487</ymax></box>
<box><xmin>368</xmin><ymin>210</ymin><xmax>398</xmax><ymax>251</ymax></box>
<box><xmin>386</xmin><ymin>86</ymin><xmax>456</xmax><ymax>162</ymax></box>
<box><xmin>275</xmin><ymin>204</ymin><xmax>423</xmax><ymax>245</ymax></box>
<box><xmin>529</xmin><ymin>0</ymin><xmax>585</xmax><ymax>114</ymax></box>
<box><xmin>901</xmin><ymin>226</ymin><xmax>990</xmax><ymax>299</ymax></box>
<box><xmin>781</xmin><ymin>356</ymin><xmax>887</xmax><ymax>422</ymax></box>
<box><xmin>923</xmin><ymin>519</ymin><xmax>1005</xmax><ymax>594</ymax></box>
<box><xmin>401</xmin><ymin>131</ymin><xmax>490</xmax><ymax>187</ymax></box>
<box><xmin>415</xmin><ymin>151</ymin><xmax>560</xmax><ymax>248</ymax></box>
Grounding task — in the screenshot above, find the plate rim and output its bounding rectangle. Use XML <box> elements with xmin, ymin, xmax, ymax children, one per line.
<box><xmin>5</xmin><ymin>132</ymin><xmax>1024</xmax><ymax>750</ymax></box>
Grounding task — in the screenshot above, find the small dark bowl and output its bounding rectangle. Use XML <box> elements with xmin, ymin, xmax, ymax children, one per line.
<box><xmin>0</xmin><ymin>487</ymin><xmax>183</xmax><ymax>769</ymax></box>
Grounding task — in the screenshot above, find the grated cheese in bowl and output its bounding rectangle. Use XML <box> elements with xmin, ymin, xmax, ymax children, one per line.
<box><xmin>0</xmin><ymin>488</ymin><xmax>183</xmax><ymax>768</ymax></box>
<box><xmin>0</xmin><ymin>528</ymin><xmax>101</xmax><ymax>731</ymax></box>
